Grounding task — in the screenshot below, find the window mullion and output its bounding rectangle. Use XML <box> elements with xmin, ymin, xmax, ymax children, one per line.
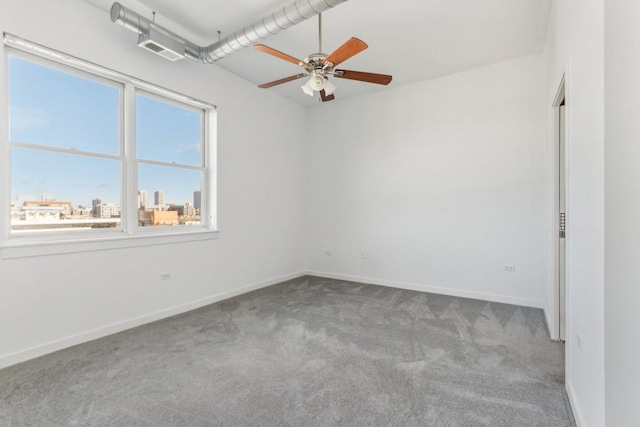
<box><xmin>206</xmin><ymin>109</ymin><xmax>217</xmax><ymax>230</ymax></box>
<box><xmin>1</xmin><ymin>147</ymin><xmax>9</xmax><ymax>244</ymax></box>
<box><xmin>124</xmin><ymin>83</ymin><xmax>138</xmax><ymax>236</ymax></box>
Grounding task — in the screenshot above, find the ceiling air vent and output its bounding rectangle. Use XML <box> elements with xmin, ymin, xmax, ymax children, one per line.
<box><xmin>137</xmin><ymin>24</ymin><xmax>184</xmax><ymax>62</ymax></box>
<box><xmin>111</xmin><ymin>0</ymin><xmax>349</xmax><ymax>63</ymax></box>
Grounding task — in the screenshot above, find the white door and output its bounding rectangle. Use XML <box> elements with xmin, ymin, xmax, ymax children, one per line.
<box><xmin>559</xmin><ymin>104</ymin><xmax>566</xmax><ymax>341</ymax></box>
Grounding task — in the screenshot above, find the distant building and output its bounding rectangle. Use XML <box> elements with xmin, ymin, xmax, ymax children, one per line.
<box><xmin>16</xmin><ymin>195</ymin><xmax>36</xmax><ymax>206</ymax></box>
<box><xmin>145</xmin><ymin>205</ymin><xmax>169</xmax><ymax>212</ymax></box>
<box><xmin>17</xmin><ymin>200</ymin><xmax>72</xmax><ymax>222</ymax></box>
<box><xmin>67</xmin><ymin>207</ymin><xmax>93</xmax><ymax>218</ymax></box>
<box><xmin>154</xmin><ymin>191</ymin><xmax>164</xmax><ymax>206</ymax></box>
<box><xmin>168</xmin><ymin>205</ymin><xmax>185</xmax><ymax>216</ymax></box>
<box><xmin>93</xmin><ymin>203</ymin><xmax>121</xmax><ymax>218</ymax></box>
<box><xmin>184</xmin><ymin>203</ymin><xmax>195</xmax><ymax>218</ymax></box>
<box><xmin>23</xmin><ymin>200</ymin><xmax>72</xmax><ymax>209</ymax></box>
<box><xmin>138</xmin><ymin>210</ymin><xmax>178</xmax><ymax>226</ymax></box>
<box><xmin>138</xmin><ymin>190</ymin><xmax>148</xmax><ymax>209</ymax></box>
<box><xmin>10</xmin><ymin>198</ymin><xmax>119</xmax><ymax>230</ymax></box>
<box><xmin>168</xmin><ymin>203</ymin><xmax>196</xmax><ymax>218</ymax></box>
<box><xmin>193</xmin><ymin>190</ymin><xmax>201</xmax><ymax>210</ymax></box>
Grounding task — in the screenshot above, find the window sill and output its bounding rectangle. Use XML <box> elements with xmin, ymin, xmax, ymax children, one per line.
<box><xmin>0</xmin><ymin>229</ymin><xmax>219</xmax><ymax>259</ymax></box>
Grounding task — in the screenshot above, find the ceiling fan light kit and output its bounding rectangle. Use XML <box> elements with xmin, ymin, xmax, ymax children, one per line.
<box><xmin>254</xmin><ymin>13</ymin><xmax>392</xmax><ymax>102</ymax></box>
<box><xmin>323</xmin><ymin>79</ymin><xmax>337</xmax><ymax>95</ymax></box>
<box><xmin>302</xmin><ymin>73</ymin><xmax>336</xmax><ymax>97</ymax></box>
<box><xmin>301</xmin><ymin>77</ymin><xmax>318</xmax><ymax>96</ymax></box>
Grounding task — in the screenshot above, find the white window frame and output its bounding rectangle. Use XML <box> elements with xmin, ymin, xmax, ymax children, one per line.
<box><xmin>1</xmin><ymin>34</ymin><xmax>218</xmax><ymax>259</ymax></box>
<box><xmin>131</xmin><ymin>89</ymin><xmax>211</xmax><ymax>236</ymax></box>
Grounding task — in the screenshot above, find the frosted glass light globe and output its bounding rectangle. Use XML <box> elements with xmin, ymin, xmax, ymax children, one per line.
<box><xmin>309</xmin><ymin>75</ymin><xmax>325</xmax><ymax>91</ymax></box>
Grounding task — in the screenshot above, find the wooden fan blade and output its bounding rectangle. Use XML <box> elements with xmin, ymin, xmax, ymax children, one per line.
<box><xmin>322</xmin><ymin>37</ymin><xmax>368</xmax><ymax>67</ymax></box>
<box><xmin>320</xmin><ymin>89</ymin><xmax>335</xmax><ymax>102</ymax></box>
<box><xmin>258</xmin><ymin>74</ymin><xmax>307</xmax><ymax>89</ymax></box>
<box><xmin>253</xmin><ymin>44</ymin><xmax>307</xmax><ymax>67</ymax></box>
<box><xmin>334</xmin><ymin>70</ymin><xmax>393</xmax><ymax>85</ymax></box>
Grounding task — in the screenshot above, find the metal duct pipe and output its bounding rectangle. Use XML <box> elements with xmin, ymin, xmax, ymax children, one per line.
<box><xmin>202</xmin><ymin>0</ymin><xmax>348</xmax><ymax>62</ymax></box>
<box><xmin>110</xmin><ymin>0</ymin><xmax>349</xmax><ymax>63</ymax></box>
<box><xmin>110</xmin><ymin>3</ymin><xmax>203</xmax><ymax>61</ymax></box>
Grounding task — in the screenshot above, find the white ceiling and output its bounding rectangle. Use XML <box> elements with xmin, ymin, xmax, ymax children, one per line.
<box><xmin>84</xmin><ymin>0</ymin><xmax>551</xmax><ymax>107</ymax></box>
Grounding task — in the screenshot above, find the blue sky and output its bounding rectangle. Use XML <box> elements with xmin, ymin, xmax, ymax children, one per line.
<box><xmin>9</xmin><ymin>55</ymin><xmax>202</xmax><ymax>208</ymax></box>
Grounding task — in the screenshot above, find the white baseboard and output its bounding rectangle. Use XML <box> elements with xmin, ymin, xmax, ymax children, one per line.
<box><xmin>305</xmin><ymin>270</ymin><xmax>545</xmax><ymax>309</ymax></box>
<box><xmin>1</xmin><ymin>269</ymin><xmax>546</xmax><ymax>370</ymax></box>
<box><xmin>0</xmin><ymin>271</ymin><xmax>305</xmax><ymax>370</ymax></box>
<box><xmin>566</xmin><ymin>382</ymin><xmax>585</xmax><ymax>427</ymax></box>
<box><xmin>543</xmin><ymin>307</ymin><xmax>556</xmax><ymax>340</ymax></box>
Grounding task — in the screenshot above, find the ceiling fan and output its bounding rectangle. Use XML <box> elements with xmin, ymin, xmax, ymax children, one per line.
<box><xmin>252</xmin><ymin>14</ymin><xmax>392</xmax><ymax>102</ymax></box>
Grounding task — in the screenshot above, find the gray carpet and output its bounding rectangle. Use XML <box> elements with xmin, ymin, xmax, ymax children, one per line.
<box><xmin>0</xmin><ymin>276</ymin><xmax>575</xmax><ymax>426</ymax></box>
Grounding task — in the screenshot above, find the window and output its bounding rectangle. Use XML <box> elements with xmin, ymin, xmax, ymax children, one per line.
<box><xmin>8</xmin><ymin>55</ymin><xmax>123</xmax><ymax>233</ymax></box>
<box><xmin>135</xmin><ymin>92</ymin><xmax>205</xmax><ymax>228</ymax></box>
<box><xmin>2</xmin><ymin>35</ymin><xmax>217</xmax><ymax>255</ymax></box>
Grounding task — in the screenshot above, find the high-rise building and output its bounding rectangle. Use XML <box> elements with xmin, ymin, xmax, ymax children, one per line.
<box><xmin>95</xmin><ymin>203</ymin><xmax>121</xmax><ymax>218</ymax></box>
<box><xmin>138</xmin><ymin>190</ymin><xmax>148</xmax><ymax>208</ymax></box>
<box><xmin>193</xmin><ymin>190</ymin><xmax>201</xmax><ymax>210</ymax></box>
<box><xmin>184</xmin><ymin>203</ymin><xmax>195</xmax><ymax>217</ymax></box>
<box><xmin>154</xmin><ymin>190</ymin><xmax>164</xmax><ymax>206</ymax></box>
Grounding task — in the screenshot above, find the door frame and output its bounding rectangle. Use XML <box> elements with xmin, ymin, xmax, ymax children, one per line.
<box><xmin>551</xmin><ymin>75</ymin><xmax>567</xmax><ymax>341</ymax></box>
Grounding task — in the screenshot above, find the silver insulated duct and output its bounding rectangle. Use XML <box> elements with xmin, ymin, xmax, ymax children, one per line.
<box><xmin>110</xmin><ymin>0</ymin><xmax>349</xmax><ymax>63</ymax></box>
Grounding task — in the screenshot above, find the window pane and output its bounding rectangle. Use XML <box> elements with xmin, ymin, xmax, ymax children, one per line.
<box><xmin>136</xmin><ymin>94</ymin><xmax>202</xmax><ymax>166</ymax></box>
<box><xmin>138</xmin><ymin>163</ymin><xmax>202</xmax><ymax>227</ymax></box>
<box><xmin>11</xmin><ymin>149</ymin><xmax>122</xmax><ymax>232</ymax></box>
<box><xmin>8</xmin><ymin>56</ymin><xmax>120</xmax><ymax>155</ymax></box>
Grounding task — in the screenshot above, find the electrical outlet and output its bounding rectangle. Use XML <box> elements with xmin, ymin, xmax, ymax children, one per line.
<box><xmin>325</xmin><ymin>250</ymin><xmax>332</xmax><ymax>256</ymax></box>
<box><xmin>160</xmin><ymin>272</ymin><xmax>172</xmax><ymax>280</ymax></box>
<box><xmin>503</xmin><ymin>265</ymin><xmax>516</xmax><ymax>272</ymax></box>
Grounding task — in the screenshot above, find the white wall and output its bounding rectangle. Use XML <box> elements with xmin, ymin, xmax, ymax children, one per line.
<box><xmin>544</xmin><ymin>0</ymin><xmax>605</xmax><ymax>426</ymax></box>
<box><xmin>0</xmin><ymin>0</ymin><xmax>307</xmax><ymax>367</ymax></box>
<box><xmin>0</xmin><ymin>3</ymin><xmax>624</xmax><ymax>425</ymax></box>
<box><xmin>306</xmin><ymin>54</ymin><xmax>549</xmax><ymax>309</ymax></box>
<box><xmin>604</xmin><ymin>1</ymin><xmax>640</xmax><ymax>425</ymax></box>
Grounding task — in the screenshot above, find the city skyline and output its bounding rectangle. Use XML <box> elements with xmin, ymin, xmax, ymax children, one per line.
<box><xmin>13</xmin><ymin>187</ymin><xmax>201</xmax><ymax>209</ymax></box>
<box><xmin>11</xmin><ymin>188</ymin><xmax>202</xmax><ymax>230</ymax></box>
